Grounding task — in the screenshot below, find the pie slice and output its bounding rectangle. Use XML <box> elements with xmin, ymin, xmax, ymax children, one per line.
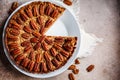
<box><xmin>5</xmin><ymin>1</ymin><xmax>78</xmax><ymax>73</ymax></box>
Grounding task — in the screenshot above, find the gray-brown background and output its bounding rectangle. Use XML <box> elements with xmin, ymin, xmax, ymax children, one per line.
<box><xmin>0</xmin><ymin>0</ymin><xmax>120</xmax><ymax>80</ymax></box>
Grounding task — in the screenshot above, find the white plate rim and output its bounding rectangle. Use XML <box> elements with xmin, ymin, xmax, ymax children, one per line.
<box><xmin>2</xmin><ymin>0</ymin><xmax>81</xmax><ymax>78</ymax></box>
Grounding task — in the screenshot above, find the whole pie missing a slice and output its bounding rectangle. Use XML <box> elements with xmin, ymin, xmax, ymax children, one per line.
<box><xmin>5</xmin><ymin>1</ymin><xmax>77</xmax><ymax>73</ymax></box>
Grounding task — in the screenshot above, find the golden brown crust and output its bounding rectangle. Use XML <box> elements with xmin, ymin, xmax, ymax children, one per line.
<box><xmin>5</xmin><ymin>1</ymin><xmax>77</xmax><ymax>74</ymax></box>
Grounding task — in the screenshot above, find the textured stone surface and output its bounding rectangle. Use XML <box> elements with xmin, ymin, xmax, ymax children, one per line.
<box><xmin>0</xmin><ymin>0</ymin><xmax>120</xmax><ymax>80</ymax></box>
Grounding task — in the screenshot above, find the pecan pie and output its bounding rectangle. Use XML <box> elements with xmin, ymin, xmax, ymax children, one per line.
<box><xmin>5</xmin><ymin>1</ymin><xmax>77</xmax><ymax>73</ymax></box>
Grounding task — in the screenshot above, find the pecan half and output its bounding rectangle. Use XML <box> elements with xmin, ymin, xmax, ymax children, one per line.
<box><xmin>75</xmin><ymin>58</ymin><xmax>80</xmax><ymax>64</ymax></box>
<box><xmin>44</xmin><ymin>52</ymin><xmax>51</xmax><ymax>62</ymax></box>
<box><xmin>32</xmin><ymin>31</ymin><xmax>41</xmax><ymax>38</ymax></box>
<box><xmin>39</xmin><ymin>4</ymin><xmax>45</xmax><ymax>15</ymax></box>
<box><xmin>39</xmin><ymin>25</ymin><xmax>45</xmax><ymax>34</ymax></box>
<box><xmin>27</xmin><ymin>61</ymin><xmax>35</xmax><ymax>71</ymax></box>
<box><xmin>44</xmin><ymin>38</ymin><xmax>53</xmax><ymax>45</ymax></box>
<box><xmin>60</xmin><ymin>49</ymin><xmax>69</xmax><ymax>58</ymax></box>
<box><xmin>73</xmin><ymin>69</ymin><xmax>79</xmax><ymax>74</ymax></box>
<box><xmin>9</xmin><ymin>29</ymin><xmax>20</xmax><ymax>36</ymax></box>
<box><xmin>8</xmin><ymin>43</ymin><xmax>19</xmax><ymax>49</ymax></box>
<box><xmin>68</xmin><ymin>65</ymin><xmax>76</xmax><ymax>70</ymax></box>
<box><xmin>30</xmin><ymin>37</ymin><xmax>38</xmax><ymax>43</ymax></box>
<box><xmin>20</xmin><ymin>11</ymin><xmax>28</xmax><ymax>21</ymax></box>
<box><xmin>21</xmin><ymin>41</ymin><xmax>30</xmax><ymax>47</ymax></box>
<box><xmin>36</xmin><ymin>54</ymin><xmax>42</xmax><ymax>63</ymax></box>
<box><xmin>21</xmin><ymin>58</ymin><xmax>30</xmax><ymax>67</ymax></box>
<box><xmin>50</xmin><ymin>48</ymin><xmax>57</xmax><ymax>57</ymax></box>
<box><xmin>68</xmin><ymin>73</ymin><xmax>75</xmax><ymax>80</ymax></box>
<box><xmin>37</xmin><ymin>16</ymin><xmax>43</xmax><ymax>25</ymax></box>
<box><xmin>24</xmin><ymin>45</ymin><xmax>32</xmax><ymax>53</ymax></box>
<box><xmin>53</xmin><ymin>44</ymin><xmax>61</xmax><ymax>50</ymax></box>
<box><xmin>10</xmin><ymin>20</ymin><xmax>21</xmax><ymax>29</ymax></box>
<box><xmin>51</xmin><ymin>9</ymin><xmax>59</xmax><ymax>18</ymax></box>
<box><xmin>45</xmin><ymin>5</ymin><xmax>52</xmax><ymax>15</ymax></box>
<box><xmin>33</xmin><ymin>5</ymin><xmax>39</xmax><ymax>16</ymax></box>
<box><xmin>86</xmin><ymin>65</ymin><xmax>95</xmax><ymax>72</ymax></box>
<box><xmin>45</xmin><ymin>19</ymin><xmax>53</xmax><ymax>28</ymax></box>
<box><xmin>56</xmin><ymin>53</ymin><xmax>64</xmax><ymax>62</ymax></box>
<box><xmin>39</xmin><ymin>35</ymin><xmax>45</xmax><ymax>43</ymax></box>
<box><xmin>7</xmin><ymin>35</ymin><xmax>18</xmax><ymax>41</ymax></box>
<box><xmin>9</xmin><ymin>2</ymin><xmax>18</xmax><ymax>14</ymax></box>
<box><xmin>41</xmin><ymin>42</ymin><xmax>49</xmax><ymax>51</ymax></box>
<box><xmin>16</xmin><ymin>17</ymin><xmax>23</xmax><ymax>25</ymax></box>
<box><xmin>40</xmin><ymin>62</ymin><xmax>47</xmax><ymax>73</ymax></box>
<box><xmin>23</xmin><ymin>26</ymin><xmax>32</xmax><ymax>34</ymax></box>
<box><xmin>15</xmin><ymin>54</ymin><xmax>25</xmax><ymax>61</ymax></box>
<box><xmin>25</xmin><ymin>6</ymin><xmax>33</xmax><ymax>18</ymax></box>
<box><xmin>54</xmin><ymin>37</ymin><xmax>64</xmax><ymax>43</ymax></box>
<box><xmin>33</xmin><ymin>63</ymin><xmax>40</xmax><ymax>72</ymax></box>
<box><xmin>34</xmin><ymin>42</ymin><xmax>41</xmax><ymax>50</ymax></box>
<box><xmin>52</xmin><ymin>58</ymin><xmax>59</xmax><ymax>67</ymax></box>
<box><xmin>21</xmin><ymin>33</ymin><xmax>30</xmax><ymax>39</ymax></box>
<box><xmin>29</xmin><ymin>51</ymin><xmax>35</xmax><ymax>61</ymax></box>
<box><xmin>30</xmin><ymin>20</ymin><xmax>38</xmax><ymax>30</ymax></box>
<box><xmin>63</xmin><ymin>45</ymin><xmax>73</xmax><ymax>52</ymax></box>
<box><xmin>46</xmin><ymin>61</ymin><xmax>54</xmax><ymax>71</ymax></box>
<box><xmin>63</xmin><ymin>0</ymin><xmax>72</xmax><ymax>6</ymax></box>
<box><xmin>10</xmin><ymin>48</ymin><xmax>20</xmax><ymax>56</ymax></box>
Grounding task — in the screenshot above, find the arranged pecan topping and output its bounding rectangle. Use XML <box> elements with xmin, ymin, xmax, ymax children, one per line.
<box><xmin>46</xmin><ymin>61</ymin><xmax>54</xmax><ymax>71</ymax></box>
<box><xmin>45</xmin><ymin>19</ymin><xmax>53</xmax><ymax>28</ymax></box>
<box><xmin>15</xmin><ymin>54</ymin><xmax>25</xmax><ymax>61</ymax></box>
<box><xmin>29</xmin><ymin>51</ymin><xmax>35</xmax><ymax>61</ymax></box>
<box><xmin>39</xmin><ymin>25</ymin><xmax>45</xmax><ymax>34</ymax></box>
<box><xmin>32</xmin><ymin>31</ymin><xmax>41</xmax><ymax>38</ymax></box>
<box><xmin>34</xmin><ymin>42</ymin><xmax>41</xmax><ymax>50</ymax></box>
<box><xmin>33</xmin><ymin>5</ymin><xmax>39</xmax><ymax>16</ymax></box>
<box><xmin>44</xmin><ymin>38</ymin><xmax>53</xmax><ymax>45</ymax></box>
<box><xmin>39</xmin><ymin>4</ymin><xmax>45</xmax><ymax>15</ymax></box>
<box><xmin>39</xmin><ymin>35</ymin><xmax>45</xmax><ymax>43</ymax></box>
<box><xmin>51</xmin><ymin>9</ymin><xmax>59</xmax><ymax>18</ymax></box>
<box><xmin>8</xmin><ymin>43</ymin><xmax>19</xmax><ymax>49</ymax></box>
<box><xmin>30</xmin><ymin>37</ymin><xmax>39</xmax><ymax>43</ymax></box>
<box><xmin>7</xmin><ymin>35</ymin><xmax>18</xmax><ymax>41</ymax></box>
<box><xmin>21</xmin><ymin>58</ymin><xmax>30</xmax><ymax>67</ymax></box>
<box><xmin>55</xmin><ymin>37</ymin><xmax>64</xmax><ymax>43</ymax></box>
<box><xmin>21</xmin><ymin>33</ymin><xmax>30</xmax><ymax>39</ymax></box>
<box><xmin>40</xmin><ymin>62</ymin><xmax>47</xmax><ymax>73</ymax></box>
<box><xmin>36</xmin><ymin>54</ymin><xmax>42</xmax><ymax>63</ymax></box>
<box><xmin>25</xmin><ymin>6</ymin><xmax>33</xmax><ymax>18</ymax></box>
<box><xmin>63</xmin><ymin>45</ymin><xmax>73</xmax><ymax>52</ymax></box>
<box><xmin>23</xmin><ymin>26</ymin><xmax>32</xmax><ymax>34</ymax></box>
<box><xmin>16</xmin><ymin>17</ymin><xmax>23</xmax><ymax>25</ymax></box>
<box><xmin>68</xmin><ymin>73</ymin><xmax>75</xmax><ymax>80</ymax></box>
<box><xmin>37</xmin><ymin>16</ymin><xmax>43</xmax><ymax>25</ymax></box>
<box><xmin>33</xmin><ymin>63</ymin><xmax>40</xmax><ymax>72</ymax></box>
<box><xmin>9</xmin><ymin>29</ymin><xmax>20</xmax><ymax>36</ymax></box>
<box><xmin>52</xmin><ymin>58</ymin><xmax>59</xmax><ymax>67</ymax></box>
<box><xmin>20</xmin><ymin>11</ymin><xmax>28</xmax><ymax>21</ymax></box>
<box><xmin>10</xmin><ymin>48</ymin><xmax>20</xmax><ymax>56</ymax></box>
<box><xmin>45</xmin><ymin>5</ymin><xmax>52</xmax><ymax>15</ymax></box>
<box><xmin>41</xmin><ymin>42</ymin><xmax>49</xmax><ymax>51</ymax></box>
<box><xmin>21</xmin><ymin>41</ymin><xmax>30</xmax><ymax>47</ymax></box>
<box><xmin>24</xmin><ymin>45</ymin><xmax>32</xmax><ymax>53</ymax></box>
<box><xmin>27</xmin><ymin>61</ymin><xmax>35</xmax><ymax>71</ymax></box>
<box><xmin>56</xmin><ymin>53</ymin><xmax>64</xmax><ymax>62</ymax></box>
<box><xmin>60</xmin><ymin>49</ymin><xmax>69</xmax><ymax>58</ymax></box>
<box><xmin>30</xmin><ymin>20</ymin><xmax>38</xmax><ymax>30</ymax></box>
<box><xmin>50</xmin><ymin>48</ymin><xmax>57</xmax><ymax>57</ymax></box>
<box><xmin>44</xmin><ymin>52</ymin><xmax>51</xmax><ymax>62</ymax></box>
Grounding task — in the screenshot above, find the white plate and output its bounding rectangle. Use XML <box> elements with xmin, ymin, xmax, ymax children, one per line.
<box><xmin>2</xmin><ymin>0</ymin><xmax>81</xmax><ymax>78</ymax></box>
